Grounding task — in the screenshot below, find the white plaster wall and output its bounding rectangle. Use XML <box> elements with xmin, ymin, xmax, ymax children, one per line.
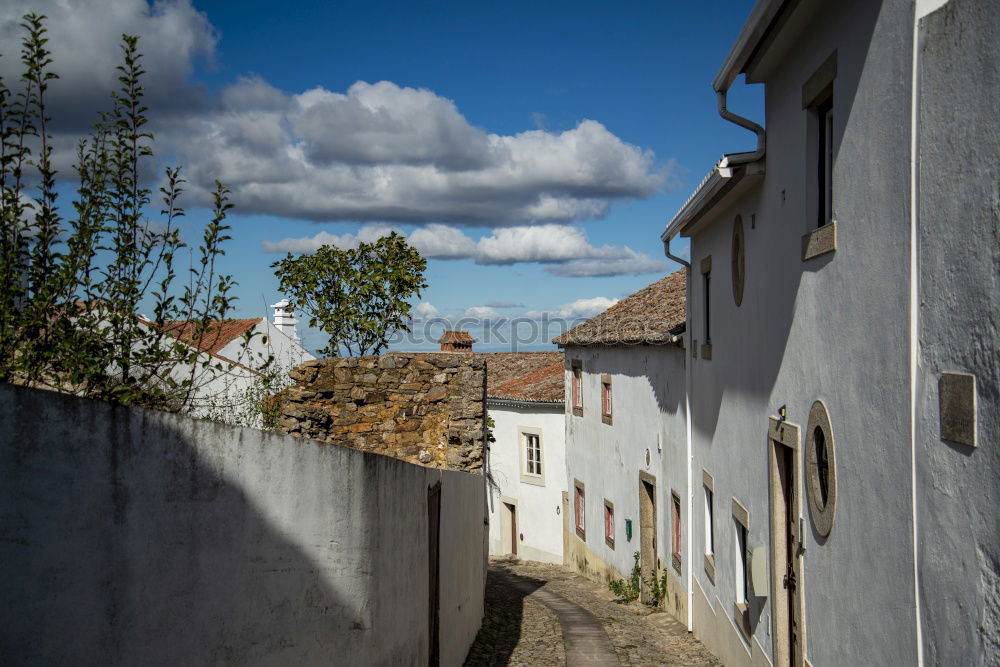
<box><xmin>0</xmin><ymin>383</ymin><xmax>486</xmax><ymax>666</ymax></box>
<box><xmin>683</xmin><ymin>1</ymin><xmax>920</xmax><ymax>664</ymax></box>
<box><xmin>915</xmin><ymin>0</ymin><xmax>1000</xmax><ymax>662</ymax></box>
<box><xmin>217</xmin><ymin>319</ymin><xmax>315</xmax><ymax>370</ymax></box>
<box><xmin>563</xmin><ymin>345</ymin><xmax>687</xmax><ymax>582</ymax></box>
<box><xmin>487</xmin><ymin>403</ymin><xmax>566</xmax><ymax>563</ymax></box>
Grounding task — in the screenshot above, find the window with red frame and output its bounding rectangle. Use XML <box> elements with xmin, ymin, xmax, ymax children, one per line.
<box><xmin>602</xmin><ymin>380</ymin><xmax>612</xmax><ymax>418</ymax></box>
<box><xmin>574</xmin><ymin>482</ymin><xmax>586</xmax><ymax>539</ymax></box>
<box><xmin>604</xmin><ymin>500</ymin><xmax>614</xmax><ymax>548</ymax></box>
<box><xmin>672</xmin><ymin>492</ymin><xmax>682</xmax><ymax>572</ymax></box>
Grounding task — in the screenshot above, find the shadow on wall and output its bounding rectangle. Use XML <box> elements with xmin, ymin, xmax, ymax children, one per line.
<box><xmin>687</xmin><ymin>0</ymin><xmax>882</xmax><ymax>449</ymax></box>
<box><xmin>0</xmin><ymin>383</ymin><xmax>420</xmax><ymax>665</ymax></box>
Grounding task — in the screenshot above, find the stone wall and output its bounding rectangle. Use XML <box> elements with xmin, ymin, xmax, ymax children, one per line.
<box><xmin>276</xmin><ymin>352</ymin><xmax>486</xmax><ymax>472</ymax></box>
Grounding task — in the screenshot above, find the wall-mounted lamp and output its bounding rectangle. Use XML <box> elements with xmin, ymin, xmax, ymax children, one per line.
<box><xmin>778</xmin><ymin>404</ymin><xmax>787</xmax><ymax>422</ymax></box>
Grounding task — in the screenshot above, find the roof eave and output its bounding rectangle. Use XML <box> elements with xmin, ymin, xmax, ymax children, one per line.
<box><xmin>663</xmin><ymin>153</ymin><xmax>765</xmax><ymax>241</ymax></box>
<box><xmin>487</xmin><ymin>398</ymin><xmax>564</xmax><ymax>409</ymax></box>
<box><xmin>712</xmin><ymin>0</ymin><xmax>793</xmax><ymax>92</ymax></box>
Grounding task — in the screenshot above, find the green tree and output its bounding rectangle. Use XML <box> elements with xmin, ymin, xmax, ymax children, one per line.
<box><xmin>0</xmin><ymin>14</ymin><xmax>238</xmax><ymax>410</ymax></box>
<box><xmin>272</xmin><ymin>233</ymin><xmax>428</xmax><ymax>357</ymax></box>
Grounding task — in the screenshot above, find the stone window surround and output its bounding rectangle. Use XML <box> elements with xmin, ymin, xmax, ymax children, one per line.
<box><xmin>574</xmin><ymin>479</ymin><xmax>586</xmax><ymax>540</ymax></box>
<box><xmin>601</xmin><ymin>374</ymin><xmax>613</xmax><ymax>425</ymax></box>
<box><xmin>732</xmin><ymin>497</ymin><xmax>751</xmax><ymax>640</ymax></box>
<box><xmin>703</xmin><ymin>469</ymin><xmax>716</xmax><ymax>583</ymax></box>
<box><xmin>805</xmin><ymin>401</ymin><xmax>837</xmax><ymax>538</ymax></box>
<box><xmin>700</xmin><ymin>255</ymin><xmax>713</xmax><ymax>361</ymax></box>
<box><xmin>802</xmin><ymin>50</ymin><xmax>838</xmax><ymax>262</ymax></box>
<box><xmin>604</xmin><ymin>499</ymin><xmax>615</xmax><ymax>549</ymax></box>
<box><xmin>571</xmin><ymin>359</ymin><xmax>583</xmax><ymax>417</ymax></box>
<box><xmin>518</xmin><ymin>426</ymin><xmax>546</xmax><ymax>488</ymax></box>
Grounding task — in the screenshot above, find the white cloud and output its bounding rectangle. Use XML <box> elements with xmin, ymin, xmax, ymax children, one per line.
<box><xmin>170</xmin><ymin>75</ymin><xmax>666</xmax><ymax>224</ymax></box>
<box><xmin>461</xmin><ymin>306</ymin><xmax>502</xmax><ymax>320</ymax></box>
<box><xmin>263</xmin><ymin>223</ymin><xmax>668</xmax><ymax>277</ymax></box>
<box><xmin>413</xmin><ymin>302</ymin><xmax>442</xmax><ymax>320</ymax></box>
<box><xmin>547</xmin><ymin>249</ymin><xmax>668</xmax><ymax>277</ymax></box>
<box><xmin>552</xmin><ymin>296</ymin><xmax>620</xmax><ymax>319</ymax></box>
<box><xmin>0</xmin><ymin>0</ymin><xmax>216</xmax><ymax>133</ymax></box>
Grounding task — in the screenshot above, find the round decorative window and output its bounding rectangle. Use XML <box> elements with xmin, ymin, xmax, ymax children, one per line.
<box><xmin>731</xmin><ymin>215</ymin><xmax>745</xmax><ymax>307</ymax></box>
<box><xmin>806</xmin><ymin>400</ymin><xmax>837</xmax><ymax>537</ymax></box>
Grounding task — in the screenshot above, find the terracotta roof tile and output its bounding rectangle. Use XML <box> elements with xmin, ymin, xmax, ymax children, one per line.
<box><xmin>160</xmin><ymin>318</ymin><xmax>262</xmax><ymax>354</ymax></box>
<box><xmin>552</xmin><ymin>270</ymin><xmax>686</xmax><ymax>346</ymax></box>
<box><xmin>479</xmin><ymin>351</ymin><xmax>564</xmax><ymax>404</ymax></box>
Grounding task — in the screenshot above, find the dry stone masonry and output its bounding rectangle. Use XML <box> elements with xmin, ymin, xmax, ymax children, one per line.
<box><xmin>276</xmin><ymin>352</ymin><xmax>486</xmax><ymax>472</ymax></box>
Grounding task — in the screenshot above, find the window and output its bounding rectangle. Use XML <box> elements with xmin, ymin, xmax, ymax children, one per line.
<box><xmin>801</xmin><ymin>51</ymin><xmax>838</xmax><ymax>261</ymax></box>
<box><xmin>704</xmin><ymin>471</ymin><xmax>716</xmax><ymax>582</ymax></box>
<box><xmin>519</xmin><ymin>428</ymin><xmax>545</xmax><ymax>487</ymax></box>
<box><xmin>816</xmin><ymin>97</ymin><xmax>833</xmax><ymax>228</ymax></box>
<box><xmin>735</xmin><ymin>521</ymin><xmax>749</xmax><ymax>605</ymax></box>
<box><xmin>805</xmin><ymin>400</ymin><xmax>837</xmax><ymax>537</ymax></box>
<box><xmin>731</xmin><ymin>215</ymin><xmax>745</xmax><ymax>307</ymax></box>
<box><xmin>604</xmin><ymin>500</ymin><xmax>615</xmax><ymax>549</ymax></box>
<box><xmin>525</xmin><ymin>434</ymin><xmax>541</xmax><ymax>475</ymax></box>
<box><xmin>671</xmin><ymin>491</ymin><xmax>682</xmax><ymax>573</ymax></box>
<box><xmin>700</xmin><ymin>256</ymin><xmax>712</xmax><ymax>359</ymax></box>
<box><xmin>601</xmin><ymin>374</ymin><xmax>612</xmax><ymax>425</ymax></box>
<box><xmin>574</xmin><ymin>481</ymin><xmax>586</xmax><ymax>539</ymax></box>
<box><xmin>571</xmin><ymin>360</ymin><xmax>583</xmax><ymax>416</ymax></box>
<box><xmin>732</xmin><ymin>497</ymin><xmax>751</xmax><ymax>638</ymax></box>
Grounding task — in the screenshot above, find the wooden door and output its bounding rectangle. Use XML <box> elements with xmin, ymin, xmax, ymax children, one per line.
<box><xmin>639</xmin><ymin>475</ymin><xmax>656</xmax><ymax>603</ymax></box>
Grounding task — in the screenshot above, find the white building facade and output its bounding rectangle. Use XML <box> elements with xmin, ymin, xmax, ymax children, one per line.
<box><xmin>660</xmin><ymin>1</ymin><xmax>998</xmax><ymax>665</ymax></box>
<box><xmin>483</xmin><ymin>352</ymin><xmax>567</xmax><ymax>564</ymax></box>
<box><xmin>554</xmin><ymin>272</ymin><xmax>690</xmax><ymax>620</ymax></box>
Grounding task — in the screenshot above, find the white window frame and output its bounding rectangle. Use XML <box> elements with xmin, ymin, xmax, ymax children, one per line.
<box><xmin>518</xmin><ymin>426</ymin><xmax>545</xmax><ymax>486</ymax></box>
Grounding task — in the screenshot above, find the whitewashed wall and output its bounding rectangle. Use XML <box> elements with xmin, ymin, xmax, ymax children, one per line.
<box><xmin>487</xmin><ymin>403</ymin><xmax>566</xmax><ymax>563</ymax></box>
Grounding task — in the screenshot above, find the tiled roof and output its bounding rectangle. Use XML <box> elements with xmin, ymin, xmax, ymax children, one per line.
<box><xmin>439</xmin><ymin>330</ymin><xmax>476</xmax><ymax>344</ymax></box>
<box><xmin>160</xmin><ymin>318</ymin><xmax>262</xmax><ymax>354</ymax></box>
<box><xmin>480</xmin><ymin>351</ymin><xmax>564</xmax><ymax>404</ymax></box>
<box><xmin>552</xmin><ymin>270</ymin><xmax>687</xmax><ymax>346</ymax></box>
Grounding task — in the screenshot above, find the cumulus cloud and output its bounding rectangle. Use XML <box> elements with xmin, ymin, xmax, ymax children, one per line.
<box><xmin>0</xmin><ymin>0</ymin><xmax>216</xmax><ymax>135</ymax></box>
<box><xmin>263</xmin><ymin>223</ymin><xmax>668</xmax><ymax>277</ymax></box>
<box><xmin>6</xmin><ymin>0</ymin><xmax>672</xmax><ymax>262</ymax></box>
<box><xmin>461</xmin><ymin>306</ymin><xmax>502</xmax><ymax>320</ymax></box>
<box><xmin>524</xmin><ymin>296</ymin><xmax>618</xmax><ymax>320</ymax></box>
<box><xmin>168</xmin><ymin>74</ymin><xmax>666</xmax><ymax>224</ymax></box>
<box><xmin>413</xmin><ymin>302</ymin><xmax>442</xmax><ymax>320</ymax></box>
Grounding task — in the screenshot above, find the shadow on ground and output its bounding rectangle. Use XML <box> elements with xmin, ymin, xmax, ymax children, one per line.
<box><xmin>464</xmin><ymin>561</ymin><xmax>547</xmax><ymax>666</ymax></box>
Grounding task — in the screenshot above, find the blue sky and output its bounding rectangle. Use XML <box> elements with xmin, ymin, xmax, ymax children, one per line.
<box><xmin>1</xmin><ymin>0</ymin><xmax>763</xmax><ymax>354</ymax></box>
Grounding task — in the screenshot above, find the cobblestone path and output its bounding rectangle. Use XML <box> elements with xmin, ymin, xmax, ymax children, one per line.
<box><xmin>464</xmin><ymin>559</ymin><xmax>722</xmax><ymax>666</ymax></box>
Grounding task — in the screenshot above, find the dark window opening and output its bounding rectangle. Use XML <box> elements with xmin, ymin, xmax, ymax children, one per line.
<box><xmin>814</xmin><ymin>425</ymin><xmax>829</xmax><ymax>508</ymax></box>
<box><xmin>817</xmin><ymin>97</ymin><xmax>833</xmax><ymax>228</ymax></box>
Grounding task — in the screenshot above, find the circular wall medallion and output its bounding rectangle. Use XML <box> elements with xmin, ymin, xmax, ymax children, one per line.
<box><xmin>806</xmin><ymin>400</ymin><xmax>837</xmax><ymax>538</ymax></box>
<box><xmin>731</xmin><ymin>215</ymin><xmax>746</xmax><ymax>307</ymax></box>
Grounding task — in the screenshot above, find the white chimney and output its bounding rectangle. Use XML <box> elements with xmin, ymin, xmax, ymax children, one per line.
<box><xmin>271</xmin><ymin>298</ymin><xmax>299</xmax><ymax>343</ymax></box>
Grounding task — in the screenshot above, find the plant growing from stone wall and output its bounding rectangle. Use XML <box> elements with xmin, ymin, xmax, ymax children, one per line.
<box><xmin>608</xmin><ymin>552</ymin><xmax>643</xmax><ymax>603</ymax></box>
<box><xmin>0</xmin><ymin>14</ymin><xmax>238</xmax><ymax>410</ymax></box>
<box><xmin>271</xmin><ymin>234</ymin><xmax>427</xmax><ymax>357</ymax></box>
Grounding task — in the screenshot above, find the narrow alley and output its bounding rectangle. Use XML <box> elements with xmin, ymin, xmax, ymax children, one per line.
<box><xmin>465</xmin><ymin>560</ymin><xmax>721</xmax><ymax>666</ymax></box>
